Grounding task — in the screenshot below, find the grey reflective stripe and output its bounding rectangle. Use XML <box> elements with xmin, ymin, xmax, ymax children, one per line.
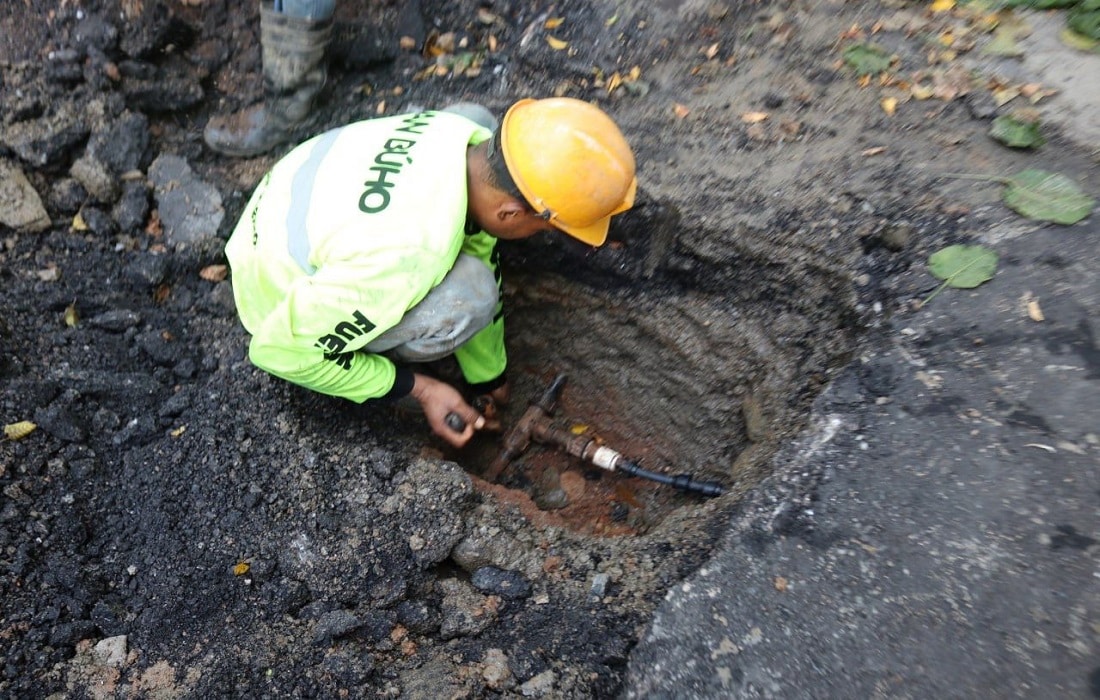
<box><xmin>287</xmin><ymin>129</ymin><xmax>341</xmax><ymax>274</ymax></box>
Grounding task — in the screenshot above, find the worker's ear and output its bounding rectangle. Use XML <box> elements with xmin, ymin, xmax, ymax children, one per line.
<box><xmin>496</xmin><ymin>198</ymin><xmax>528</xmax><ymax>221</ymax></box>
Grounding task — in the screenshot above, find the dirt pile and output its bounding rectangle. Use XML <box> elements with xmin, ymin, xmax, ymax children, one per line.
<box><xmin>8</xmin><ymin>0</ymin><xmax>1089</xmax><ymax>695</ymax></box>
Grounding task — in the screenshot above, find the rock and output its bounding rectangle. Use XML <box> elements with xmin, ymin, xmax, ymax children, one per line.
<box><xmin>450</xmin><ymin>528</ymin><xmax>526</xmax><ymax>575</ymax></box>
<box><xmin>111</xmin><ymin>414</ymin><xmax>158</xmax><ymax>447</ymax></box>
<box><xmin>2</xmin><ymin>114</ymin><xmax>89</xmax><ymax>169</ymax></box>
<box><xmin>742</xmin><ymin>393</ymin><xmax>767</xmax><ymax>443</ymax></box>
<box><xmin>93</xmin><ymin>635</ymin><xmax>127</xmax><ymax>667</ymax></box>
<box><xmin>135</xmin><ymin>329</ymin><xmax>184</xmax><ymax>367</ymax></box>
<box><xmin>313</xmin><ymin>609</ymin><xmax>361</xmax><ymax>645</ymax></box>
<box><xmin>588</xmin><ymin>572</ymin><xmax>610</xmax><ymax>601</ymax></box>
<box><xmin>88</xmin><ymin>111</ymin><xmax>150</xmax><ymax>176</ymax></box>
<box><xmin>70</xmin><ymin>154</ymin><xmax>120</xmax><ymax>205</ymax></box>
<box><xmin>77</xmin><ymin>205</ymin><xmax>117</xmax><ymax>236</ymax></box>
<box><xmin>438</xmin><ymin>578</ymin><xmax>497</xmax><ymax>640</ymax></box>
<box><xmin>534</xmin><ymin>467</ymin><xmax>569</xmax><ymax>510</ymax></box>
<box><xmin>148</xmin><ymin>154</ymin><xmax>224</xmax><ymax>247</ymax></box>
<box><xmin>48</xmin><ymin>178</ymin><xmax>88</xmax><ymax>216</ymax></box>
<box><xmin>471</xmin><ymin>566</ymin><xmax>531</xmax><ymax>600</ymax></box>
<box><xmin>394</xmin><ymin>599</ymin><xmax>438</xmax><ymax>635</ymax></box>
<box><xmin>113</xmin><ymin>180</ymin><xmax>151</xmax><ymax>233</ymax></box>
<box><xmin>124</xmin><ymin>252</ymin><xmax>170</xmax><ymax>287</ymax></box>
<box><xmin>119</xmin><ymin>0</ymin><xmax>173</xmax><ymax>59</ymax></box>
<box><xmin>0</xmin><ymin>160</ymin><xmax>51</xmax><ymax>232</ymax></box>
<box><xmin>123</xmin><ymin>69</ymin><xmax>205</xmax><ymax>114</ymax></box>
<box><xmin>520</xmin><ymin>669</ymin><xmax>556</xmax><ymax>697</ymax></box>
<box><xmin>481</xmin><ymin>648</ymin><xmax>513</xmax><ymax>690</ymax></box>
<box><xmin>72</xmin><ymin>14</ymin><xmax>120</xmax><ymax>53</ymax></box>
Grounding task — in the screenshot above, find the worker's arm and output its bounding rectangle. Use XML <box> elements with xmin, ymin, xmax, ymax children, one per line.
<box><xmin>245</xmin><ymin>249</ymin><xmax>424</xmax><ymax>403</ymax></box>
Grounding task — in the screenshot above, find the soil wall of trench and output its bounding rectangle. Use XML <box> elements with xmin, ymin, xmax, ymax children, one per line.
<box><xmin>0</xmin><ymin>0</ymin><xmax>969</xmax><ymax>696</ymax></box>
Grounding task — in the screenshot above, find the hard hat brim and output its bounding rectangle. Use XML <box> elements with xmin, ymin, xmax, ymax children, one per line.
<box><xmin>552</xmin><ymin>176</ymin><xmax>637</xmax><ymax>246</ymax></box>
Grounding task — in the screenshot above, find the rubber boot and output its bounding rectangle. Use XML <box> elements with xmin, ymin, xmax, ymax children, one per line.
<box><xmin>204</xmin><ymin>5</ymin><xmax>332</xmax><ymax>157</ymax></box>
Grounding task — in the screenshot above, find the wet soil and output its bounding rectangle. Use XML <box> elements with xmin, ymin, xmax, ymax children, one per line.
<box><xmin>1</xmin><ymin>0</ymin><xmax>1095</xmax><ymax>697</ymax></box>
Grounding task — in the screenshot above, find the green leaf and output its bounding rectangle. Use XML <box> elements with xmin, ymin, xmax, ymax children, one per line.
<box><xmin>842</xmin><ymin>43</ymin><xmax>892</xmax><ymax>76</ymax></box>
<box><xmin>982</xmin><ymin>27</ymin><xmax>1024</xmax><ymax>56</ymax></box>
<box><xmin>1003</xmin><ymin>169</ymin><xmax>1095</xmax><ymax>224</ymax></box>
<box><xmin>990</xmin><ymin>113</ymin><xmax>1045</xmax><ymax>148</ymax></box>
<box><xmin>928</xmin><ymin>245</ymin><xmax>998</xmax><ymax>289</ymax></box>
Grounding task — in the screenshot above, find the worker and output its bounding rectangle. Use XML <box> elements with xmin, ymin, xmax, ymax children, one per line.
<box><xmin>205</xmin><ymin>0</ymin><xmax>336</xmax><ymax>157</ymax></box>
<box><xmin>225</xmin><ymin>97</ymin><xmax>637</xmax><ymax>447</ymax></box>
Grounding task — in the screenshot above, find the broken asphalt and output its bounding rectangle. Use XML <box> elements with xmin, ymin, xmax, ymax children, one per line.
<box><xmin>623</xmin><ymin>13</ymin><xmax>1100</xmax><ymax>699</ymax></box>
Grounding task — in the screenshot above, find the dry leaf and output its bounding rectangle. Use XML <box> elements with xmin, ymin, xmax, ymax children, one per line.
<box><xmin>862</xmin><ymin>146</ymin><xmax>887</xmax><ymax>156</ymax></box>
<box><xmin>233</xmin><ymin>562</ymin><xmax>250</xmax><ymax>576</ymax></box>
<box><xmin>399</xmin><ymin>35</ymin><xmax>417</xmax><ymax>50</ymax></box>
<box><xmin>880</xmin><ymin>96</ymin><xmax>898</xmax><ymax>115</ymax></box>
<box><xmin>546</xmin><ymin>36</ymin><xmax>569</xmax><ymax>50</ymax></box>
<box><xmin>72</xmin><ymin>212</ymin><xmax>88</xmax><ymax>231</ymax></box>
<box><xmin>544</xmin><ymin>17</ymin><xmax>564</xmax><ymax>29</ymax></box>
<box><xmin>1027</xmin><ymin>299</ymin><xmax>1044</xmax><ymax>322</ymax></box>
<box><xmin>607</xmin><ymin>72</ymin><xmax>623</xmax><ymax>93</ymax></box>
<box><xmin>673</xmin><ymin>103</ymin><xmax>690</xmax><ymax>118</ymax></box>
<box><xmin>376</xmin><ymin>100</ymin><xmax>387</xmax><ymax>115</ymax></box>
<box><xmin>64</xmin><ymin>302</ymin><xmax>79</xmax><ymax>327</ymax></box>
<box><xmin>741</xmin><ymin>111</ymin><xmax>769</xmax><ymax>124</ymax></box>
<box><xmin>774</xmin><ymin>576</ymin><xmax>789</xmax><ymax>592</ymax></box>
<box><xmin>992</xmin><ymin>87</ymin><xmax>1019</xmax><ymax>106</ymax></box>
<box><xmin>4</xmin><ymin>421</ymin><xmax>37</xmax><ymax>440</ymax></box>
<box><xmin>704</xmin><ymin>42</ymin><xmax>719</xmax><ymax>60</ymax></box>
<box><xmin>170</xmin><ymin>425</ymin><xmax>187</xmax><ymax>438</ymax></box>
<box><xmin>911</xmin><ymin>84</ymin><xmax>934</xmax><ymax>100</ymax></box>
<box><xmin>477</xmin><ymin>8</ymin><xmax>501</xmax><ymax>25</ymax></box>
<box><xmin>154</xmin><ymin>284</ymin><xmax>171</xmax><ymax>304</ymax></box>
<box><xmin>488</xmin><ymin>34</ymin><xmax>498</xmax><ymax>52</ymax></box>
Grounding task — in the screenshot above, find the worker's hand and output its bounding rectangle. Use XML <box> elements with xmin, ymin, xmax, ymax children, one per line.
<box><xmin>488</xmin><ymin>380</ymin><xmax>511</xmax><ymax>407</ymax></box>
<box><xmin>410</xmin><ymin>373</ymin><xmax>485</xmax><ymax>448</ymax></box>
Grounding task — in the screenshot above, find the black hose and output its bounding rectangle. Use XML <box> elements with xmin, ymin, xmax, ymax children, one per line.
<box><xmin>616</xmin><ymin>460</ymin><xmax>725</xmax><ymax>497</ymax></box>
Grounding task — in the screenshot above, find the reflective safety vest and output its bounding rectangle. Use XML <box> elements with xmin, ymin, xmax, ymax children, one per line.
<box><xmin>225</xmin><ymin>111</ymin><xmax>505</xmax><ymax>402</ymax></box>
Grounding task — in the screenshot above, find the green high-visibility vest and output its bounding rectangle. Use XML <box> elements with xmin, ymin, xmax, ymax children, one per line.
<box><xmin>225</xmin><ymin>111</ymin><xmax>505</xmax><ymax>402</ymax></box>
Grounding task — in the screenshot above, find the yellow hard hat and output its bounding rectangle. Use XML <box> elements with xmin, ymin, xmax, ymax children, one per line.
<box><xmin>500</xmin><ymin>98</ymin><xmax>637</xmax><ymax>246</ymax></box>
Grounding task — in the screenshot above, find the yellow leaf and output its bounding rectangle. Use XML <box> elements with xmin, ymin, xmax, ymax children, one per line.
<box><xmin>880</xmin><ymin>97</ymin><xmax>898</xmax><ymax>115</ymax></box>
<box><xmin>858</xmin><ymin>74</ymin><xmax>871</xmax><ymax>88</ymax></box>
<box><xmin>606</xmin><ymin>14</ymin><xmax>619</xmax><ymax>27</ymax></box>
<box><xmin>629</xmin><ymin>65</ymin><xmax>642</xmax><ymax>80</ymax></box>
<box><xmin>570</xmin><ymin>423</ymin><xmax>589</xmax><ymax>435</ymax></box>
<box><xmin>233</xmin><ymin>562</ymin><xmax>250</xmax><ymax>576</ymax></box>
<box><xmin>992</xmin><ymin>87</ymin><xmax>1019</xmax><ymax>106</ymax></box>
<box><xmin>72</xmin><ymin>213</ymin><xmax>88</xmax><ymax>231</ymax></box>
<box><xmin>741</xmin><ymin>111</ymin><xmax>769</xmax><ymax>124</ymax></box>
<box><xmin>1027</xmin><ymin>300</ymin><xmax>1044</xmax><ymax>322</ymax></box>
<box><xmin>931</xmin><ymin>0</ymin><xmax>955</xmax><ymax>12</ymax></box>
<box><xmin>546</xmin><ymin>36</ymin><xmax>568</xmax><ymax>50</ymax></box>
<box><xmin>4</xmin><ymin>421</ymin><xmax>37</xmax><ymax>440</ymax></box>
<box><xmin>607</xmin><ymin>72</ymin><xmax>623</xmax><ymax>93</ymax></box>
<box><xmin>673</xmin><ymin>103</ymin><xmax>690</xmax><ymax>118</ymax></box>
<box><xmin>170</xmin><ymin>425</ymin><xmax>187</xmax><ymax>438</ymax></box>
<box><xmin>910</xmin><ymin>84</ymin><xmax>935</xmax><ymax>100</ymax></box>
<box><xmin>64</xmin><ymin>303</ymin><xmax>79</xmax><ymax>327</ymax></box>
<box><xmin>544</xmin><ymin>17</ymin><xmax>564</xmax><ymax>29</ymax></box>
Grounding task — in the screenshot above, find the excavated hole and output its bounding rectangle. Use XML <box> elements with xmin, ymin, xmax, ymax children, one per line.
<box><xmin>450</xmin><ymin>207</ymin><xmax>860</xmax><ymax>537</ymax></box>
